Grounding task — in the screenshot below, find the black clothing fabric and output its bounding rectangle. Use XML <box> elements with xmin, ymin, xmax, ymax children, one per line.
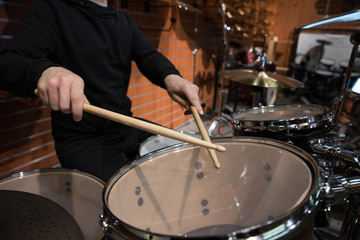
<box><xmin>55</xmin><ymin>123</ymin><xmax>154</xmax><ymax>181</ymax></box>
<box><xmin>0</xmin><ymin>0</ymin><xmax>179</xmax><ymax>180</ymax></box>
<box><xmin>0</xmin><ymin>0</ymin><xmax>179</xmax><ymax>133</ymax></box>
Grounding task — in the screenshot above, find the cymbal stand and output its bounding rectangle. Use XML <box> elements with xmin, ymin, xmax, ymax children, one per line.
<box><xmin>251</xmin><ymin>34</ymin><xmax>268</xmax><ymax>107</ymax></box>
<box><xmin>333</xmin><ymin>30</ymin><xmax>360</xmax><ymax>123</ymax></box>
<box><xmin>192</xmin><ymin>0</ymin><xmax>199</xmax><ymax>89</ymax></box>
<box><xmin>208</xmin><ymin>1</ymin><xmax>231</xmax><ymax>137</ymax></box>
<box><xmin>217</xmin><ymin>1</ymin><xmax>230</xmax><ymax>117</ymax></box>
<box><xmin>325</xmin><ymin>30</ymin><xmax>360</xmax><ymax>240</ymax></box>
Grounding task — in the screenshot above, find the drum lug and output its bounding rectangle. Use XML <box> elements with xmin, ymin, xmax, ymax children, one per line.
<box><xmin>100</xmin><ymin>214</ymin><xmax>110</xmax><ymax>232</ymax></box>
<box><xmin>226</xmin><ymin>235</ymin><xmax>238</xmax><ymax>240</ymax></box>
<box><xmin>314</xmin><ymin>178</ymin><xmax>333</xmax><ymax>227</ymax></box>
<box><xmin>100</xmin><ymin>214</ymin><xmax>121</xmax><ymax>230</ymax></box>
<box><xmin>100</xmin><ymin>215</ymin><xmax>142</xmax><ymax>240</ymax></box>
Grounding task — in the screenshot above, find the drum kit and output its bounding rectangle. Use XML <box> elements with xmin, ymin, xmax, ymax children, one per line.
<box><xmin>98</xmin><ymin>32</ymin><xmax>360</xmax><ymax>239</ymax></box>
<box><xmin>1</xmin><ymin>36</ymin><xmax>356</xmax><ymax>240</ymax></box>
<box><xmin>1</xmin><ymin>7</ymin><xmax>360</xmax><ymax>240</ymax></box>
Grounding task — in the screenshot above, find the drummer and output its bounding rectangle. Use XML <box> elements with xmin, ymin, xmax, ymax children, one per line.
<box><xmin>0</xmin><ymin>0</ymin><xmax>204</xmax><ymax>181</ymax></box>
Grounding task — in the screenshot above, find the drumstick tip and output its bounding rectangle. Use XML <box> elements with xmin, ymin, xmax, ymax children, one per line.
<box><xmin>216</xmin><ymin>145</ymin><xmax>226</xmax><ymax>152</ymax></box>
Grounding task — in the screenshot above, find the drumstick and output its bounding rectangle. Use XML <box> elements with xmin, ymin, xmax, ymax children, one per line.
<box><xmin>34</xmin><ymin>89</ymin><xmax>226</xmax><ymax>152</ymax></box>
<box><xmin>189</xmin><ymin>105</ymin><xmax>221</xmax><ymax>168</ymax></box>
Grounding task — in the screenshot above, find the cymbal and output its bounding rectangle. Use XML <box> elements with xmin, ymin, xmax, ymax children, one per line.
<box><xmin>219</xmin><ymin>69</ymin><xmax>304</xmax><ymax>89</ymax></box>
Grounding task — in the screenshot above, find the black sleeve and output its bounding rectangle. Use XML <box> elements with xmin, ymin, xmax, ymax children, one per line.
<box><xmin>0</xmin><ymin>0</ymin><xmax>59</xmax><ymax>97</ymax></box>
<box><xmin>129</xmin><ymin>13</ymin><xmax>180</xmax><ymax>89</ymax></box>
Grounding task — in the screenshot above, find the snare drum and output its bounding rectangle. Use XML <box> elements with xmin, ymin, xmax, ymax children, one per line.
<box><xmin>102</xmin><ymin>137</ymin><xmax>320</xmax><ymax>239</ymax></box>
<box><xmin>233</xmin><ymin>104</ymin><xmax>331</xmax><ymax>133</ymax></box>
<box><xmin>0</xmin><ymin>168</ymin><xmax>105</xmax><ymax>240</ymax></box>
<box><xmin>232</xmin><ymin>104</ymin><xmax>332</xmax><ymax>149</ymax></box>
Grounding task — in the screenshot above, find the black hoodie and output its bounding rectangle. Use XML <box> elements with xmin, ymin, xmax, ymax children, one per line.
<box><xmin>0</xmin><ymin>0</ymin><xmax>180</xmax><ymax>134</ymax></box>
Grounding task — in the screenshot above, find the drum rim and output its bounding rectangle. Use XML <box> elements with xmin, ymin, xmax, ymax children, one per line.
<box><xmin>232</xmin><ymin>104</ymin><xmax>331</xmax><ymax>132</ymax></box>
<box><xmin>139</xmin><ymin>131</ymin><xmax>200</xmax><ymax>157</ymax></box>
<box><xmin>0</xmin><ymin>168</ymin><xmax>105</xmax><ymax>185</ymax></box>
<box><xmin>102</xmin><ymin>137</ymin><xmax>321</xmax><ymax>240</ymax></box>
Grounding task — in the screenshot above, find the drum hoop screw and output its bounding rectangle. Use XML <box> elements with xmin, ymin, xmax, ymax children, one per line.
<box><xmin>100</xmin><ymin>214</ymin><xmax>110</xmax><ymax>231</ymax></box>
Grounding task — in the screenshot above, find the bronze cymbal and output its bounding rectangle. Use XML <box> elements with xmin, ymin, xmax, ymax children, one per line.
<box><xmin>219</xmin><ymin>69</ymin><xmax>304</xmax><ymax>89</ymax></box>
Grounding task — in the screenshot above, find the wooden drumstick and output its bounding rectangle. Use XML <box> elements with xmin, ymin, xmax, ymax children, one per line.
<box><xmin>189</xmin><ymin>105</ymin><xmax>221</xmax><ymax>168</ymax></box>
<box><xmin>34</xmin><ymin>89</ymin><xmax>226</xmax><ymax>152</ymax></box>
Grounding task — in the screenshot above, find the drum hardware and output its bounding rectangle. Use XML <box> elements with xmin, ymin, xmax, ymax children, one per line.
<box><xmin>328</xmin><ymin>177</ymin><xmax>360</xmax><ymax>199</ymax></box>
<box><xmin>230</xmin><ymin>102</ymin><xmax>360</xmax><ymax>240</ymax></box>
<box><xmin>313</xmin><ymin>175</ymin><xmax>360</xmax><ymax>230</ymax></box>
<box><xmin>333</xmin><ymin>30</ymin><xmax>360</xmax><ymax>124</ymax></box>
<box><xmin>308</xmin><ymin>135</ymin><xmax>360</xmax><ymax>240</ymax></box>
<box><xmin>100</xmin><ymin>214</ymin><xmax>139</xmax><ymax>240</ymax></box>
<box><xmin>339</xmin><ymin>193</ymin><xmax>360</xmax><ymax>239</ymax></box>
<box><xmin>328</xmin><ymin>176</ymin><xmax>360</xmax><ymax>240</ymax></box>
<box><xmin>207</xmin><ymin>115</ymin><xmax>231</xmax><ymax>137</ymax></box>
<box><xmin>310</xmin><ymin>138</ymin><xmax>360</xmax><ymax>170</ymax></box>
<box><xmin>340</xmin><ymin>91</ymin><xmax>360</xmax><ymax>128</ymax></box>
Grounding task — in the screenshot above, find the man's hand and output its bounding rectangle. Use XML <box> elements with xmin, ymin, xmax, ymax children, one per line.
<box><xmin>37</xmin><ymin>66</ymin><xmax>89</xmax><ymax>121</ymax></box>
<box><xmin>164</xmin><ymin>74</ymin><xmax>204</xmax><ymax>115</ymax></box>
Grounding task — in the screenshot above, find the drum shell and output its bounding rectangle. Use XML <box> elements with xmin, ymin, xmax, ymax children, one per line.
<box><xmin>102</xmin><ymin>137</ymin><xmax>321</xmax><ymax>240</ymax></box>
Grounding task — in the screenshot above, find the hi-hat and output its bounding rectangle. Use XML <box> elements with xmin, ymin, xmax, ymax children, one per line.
<box><xmin>219</xmin><ymin>69</ymin><xmax>304</xmax><ymax>89</ymax></box>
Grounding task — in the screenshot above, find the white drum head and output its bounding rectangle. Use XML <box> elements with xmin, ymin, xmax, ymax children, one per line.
<box><xmin>104</xmin><ymin>138</ymin><xmax>319</xmax><ymax>238</ymax></box>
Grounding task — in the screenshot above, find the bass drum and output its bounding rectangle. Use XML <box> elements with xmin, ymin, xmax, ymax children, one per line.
<box><xmin>0</xmin><ymin>168</ymin><xmax>105</xmax><ymax>240</ymax></box>
<box><xmin>102</xmin><ymin>137</ymin><xmax>321</xmax><ymax>240</ymax></box>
